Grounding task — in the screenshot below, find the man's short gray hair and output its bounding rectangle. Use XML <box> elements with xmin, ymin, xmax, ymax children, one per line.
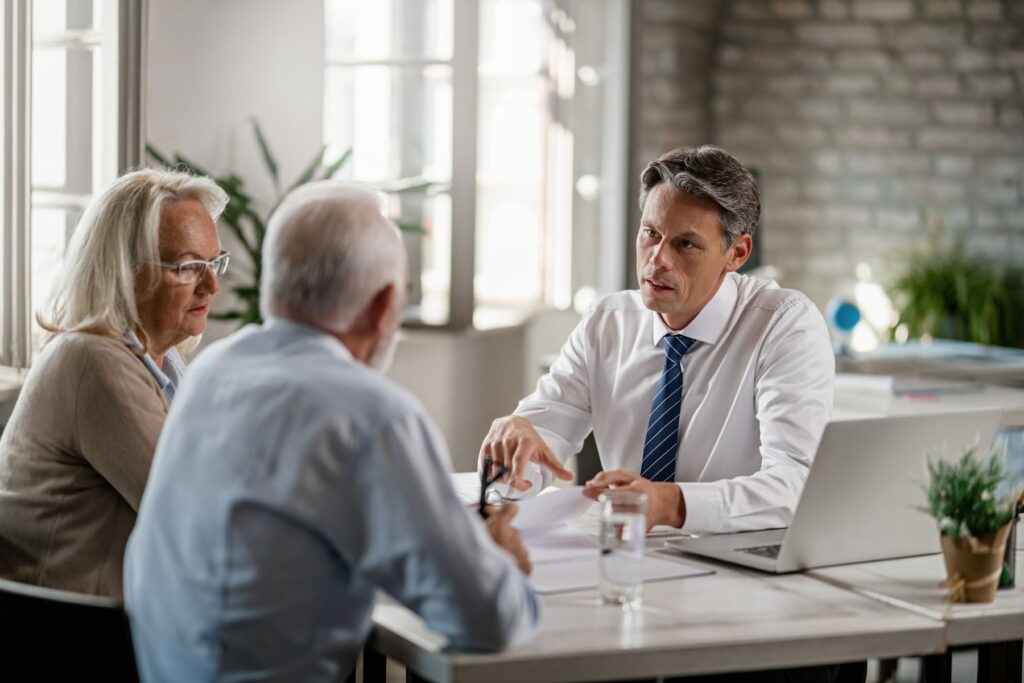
<box><xmin>260</xmin><ymin>182</ymin><xmax>405</xmax><ymax>333</ymax></box>
<box><xmin>639</xmin><ymin>145</ymin><xmax>761</xmax><ymax>249</ymax></box>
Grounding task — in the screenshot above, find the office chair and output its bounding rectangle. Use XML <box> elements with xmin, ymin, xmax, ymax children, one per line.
<box><xmin>0</xmin><ymin>577</ymin><xmax>139</xmax><ymax>682</ymax></box>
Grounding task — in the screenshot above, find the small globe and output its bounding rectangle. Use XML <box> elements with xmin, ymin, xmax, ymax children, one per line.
<box><xmin>826</xmin><ymin>297</ymin><xmax>861</xmax><ymax>333</ymax></box>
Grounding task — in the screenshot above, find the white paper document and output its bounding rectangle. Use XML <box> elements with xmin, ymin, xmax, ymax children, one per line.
<box><xmin>520</xmin><ymin>523</ymin><xmax>598</xmax><ymax>563</ymax></box>
<box><xmin>511</xmin><ymin>486</ymin><xmax>598</xmax><ymax>564</ymax></box>
<box><xmin>529</xmin><ymin>554</ymin><xmax>713</xmax><ymax>595</ymax></box>
<box><xmin>504</xmin><ymin>486</ymin><xmax>714</xmax><ymax>593</ymax></box>
<box><xmin>511</xmin><ymin>485</ymin><xmax>595</xmax><ymax>530</ymax></box>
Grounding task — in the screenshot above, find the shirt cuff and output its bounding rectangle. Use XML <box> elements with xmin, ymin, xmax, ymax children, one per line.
<box><xmin>678</xmin><ymin>481</ymin><xmax>725</xmax><ymax>534</ymax></box>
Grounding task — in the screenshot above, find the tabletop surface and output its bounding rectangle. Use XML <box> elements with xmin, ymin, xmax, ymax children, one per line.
<box><xmin>373</xmin><ymin>550</ymin><xmax>945</xmax><ymax>683</ymax></box>
<box><xmin>379</xmin><ymin>473</ymin><xmax>948</xmax><ymax>683</ymax></box>
<box><xmin>810</xmin><ymin>551</ymin><xmax>1024</xmax><ymax>647</ymax></box>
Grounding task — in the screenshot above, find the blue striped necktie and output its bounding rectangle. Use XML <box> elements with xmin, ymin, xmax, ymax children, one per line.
<box><xmin>640</xmin><ymin>334</ymin><xmax>698</xmax><ymax>482</ymax></box>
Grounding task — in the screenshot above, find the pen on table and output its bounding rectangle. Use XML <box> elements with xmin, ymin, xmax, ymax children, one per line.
<box><xmin>478</xmin><ymin>460</ymin><xmax>509</xmax><ymax>520</ymax></box>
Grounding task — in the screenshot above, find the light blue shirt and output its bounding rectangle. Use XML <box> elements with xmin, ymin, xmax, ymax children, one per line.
<box><xmin>124</xmin><ymin>317</ymin><xmax>539</xmax><ymax>682</ymax></box>
<box><xmin>125</xmin><ymin>331</ymin><xmax>186</xmax><ymax>402</ymax></box>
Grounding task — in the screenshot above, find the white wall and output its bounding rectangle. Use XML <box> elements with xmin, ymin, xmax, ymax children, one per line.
<box><xmin>385</xmin><ymin>309</ymin><xmax>581</xmax><ymax>472</ymax></box>
<box><xmin>146</xmin><ymin>0</ymin><xmax>324</xmax><ymax>343</ymax></box>
<box><xmin>387</xmin><ymin>326</ymin><xmax>524</xmax><ymax>471</ymax></box>
<box><xmin>147</xmin><ymin>0</ymin><xmax>323</xmax><ymax>194</ymax></box>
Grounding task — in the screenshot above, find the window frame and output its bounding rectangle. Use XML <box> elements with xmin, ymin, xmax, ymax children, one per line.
<box><xmin>324</xmin><ymin>0</ymin><xmax>632</xmax><ymax>331</ymax></box>
<box><xmin>0</xmin><ymin>0</ymin><xmax>145</xmax><ymax>369</ymax></box>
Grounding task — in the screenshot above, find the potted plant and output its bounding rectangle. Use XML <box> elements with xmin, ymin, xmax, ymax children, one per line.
<box><xmin>148</xmin><ymin>119</ymin><xmax>435</xmax><ymax>325</ymax></box>
<box><xmin>923</xmin><ymin>446</ymin><xmax>1019</xmax><ymax>602</ymax></box>
<box><xmin>889</xmin><ymin>237</ymin><xmax>1024</xmax><ymax>350</ymax></box>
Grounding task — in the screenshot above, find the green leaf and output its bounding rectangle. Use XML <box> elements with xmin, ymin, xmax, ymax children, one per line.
<box><xmin>321</xmin><ymin>148</ymin><xmax>352</xmax><ymax>179</ymax></box>
<box><xmin>171</xmin><ymin>153</ymin><xmax>212</xmax><ymax>179</ymax></box>
<box><xmin>285</xmin><ymin>145</ymin><xmax>328</xmax><ymax>194</ymax></box>
<box><xmin>232</xmin><ymin>286</ymin><xmax>260</xmax><ymax>302</ymax></box>
<box><xmin>219</xmin><ymin>216</ymin><xmax>258</xmax><ymax>261</ymax></box>
<box><xmin>146</xmin><ymin>144</ymin><xmax>172</xmax><ymax>168</ymax></box>
<box><xmin>924</xmin><ymin>446</ymin><xmax>1018</xmax><ymax>538</ymax></box>
<box><xmin>396</xmin><ymin>221</ymin><xmax>426</xmax><ymax>235</ymax></box>
<box><xmin>376</xmin><ymin>177</ymin><xmax>437</xmax><ymax>194</ymax></box>
<box><xmin>209</xmin><ymin>310</ymin><xmax>246</xmax><ymax>321</ymax></box>
<box><xmin>250</xmin><ymin>118</ymin><xmax>280</xmax><ymax>193</ymax></box>
<box><xmin>888</xmin><ymin>233</ymin><xmax>1024</xmax><ymax>349</ymax></box>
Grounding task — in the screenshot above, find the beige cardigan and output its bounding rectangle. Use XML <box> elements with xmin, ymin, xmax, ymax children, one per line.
<box><xmin>0</xmin><ymin>332</ymin><xmax>168</xmax><ymax>598</ymax></box>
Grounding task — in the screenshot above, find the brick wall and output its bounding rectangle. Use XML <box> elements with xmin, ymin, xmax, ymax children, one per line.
<box><xmin>631</xmin><ymin>0</ymin><xmax>1024</xmax><ymax>307</ymax></box>
<box><xmin>628</xmin><ymin>0</ymin><xmax>724</xmax><ymax>278</ymax></box>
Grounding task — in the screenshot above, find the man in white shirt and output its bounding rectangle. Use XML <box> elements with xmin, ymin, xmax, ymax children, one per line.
<box><xmin>125</xmin><ymin>184</ymin><xmax>539</xmax><ymax>683</ymax></box>
<box><xmin>481</xmin><ymin>145</ymin><xmax>835</xmax><ymax>535</ymax></box>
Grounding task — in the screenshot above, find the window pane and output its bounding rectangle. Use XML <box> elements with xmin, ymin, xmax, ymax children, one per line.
<box><xmin>325</xmin><ymin>0</ymin><xmax>452</xmax><ymax>62</ymax></box>
<box><xmin>324</xmin><ymin>64</ymin><xmax>452</xmax><ymax>183</ymax></box>
<box><xmin>475</xmin><ymin>188</ymin><xmax>544</xmax><ymax>306</ymax></box>
<box><xmin>479</xmin><ymin>0</ymin><xmax>544</xmax><ymax>75</ymax></box>
<box><xmin>476</xmin><ymin>81</ymin><xmax>548</xmax><ymax>308</ymax></box>
<box><xmin>478</xmin><ymin>83</ymin><xmax>545</xmax><ymax>184</ymax></box>
<box><xmin>30</xmin><ymin>208</ymin><xmax>73</xmax><ymax>346</ymax></box>
<box><xmin>33</xmin><ymin>0</ymin><xmax>95</xmax><ymax>34</ymax></box>
<box><xmin>31</xmin><ymin>46</ymin><xmax>67</xmax><ymax>187</ymax></box>
<box><xmin>0</xmin><ymin>14</ymin><xmax>5</xmax><ymax>244</ymax></box>
<box><xmin>395</xmin><ymin>193</ymin><xmax>451</xmax><ymax>325</ymax></box>
<box><xmin>32</xmin><ymin>0</ymin><xmax>67</xmax><ymax>36</ymax></box>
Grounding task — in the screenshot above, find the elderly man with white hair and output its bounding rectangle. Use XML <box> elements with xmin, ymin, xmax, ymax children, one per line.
<box><xmin>124</xmin><ymin>182</ymin><xmax>539</xmax><ymax>683</ymax></box>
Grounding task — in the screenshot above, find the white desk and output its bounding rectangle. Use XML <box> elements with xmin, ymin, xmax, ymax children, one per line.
<box><xmin>373</xmin><ymin>475</ymin><xmax>945</xmax><ymax>682</ymax></box>
<box><xmin>370</xmin><ymin>555</ymin><xmax>944</xmax><ymax>683</ymax></box>
<box><xmin>812</xmin><ymin>552</ymin><xmax>1024</xmax><ymax>647</ymax></box>
<box><xmin>833</xmin><ymin>383</ymin><xmax>1024</xmax><ymax>430</ymax></box>
<box><xmin>835</xmin><ymin>340</ymin><xmax>1024</xmax><ymax>388</ymax></box>
<box><xmin>811</xmin><ymin>552</ymin><xmax>1024</xmax><ymax>680</ymax></box>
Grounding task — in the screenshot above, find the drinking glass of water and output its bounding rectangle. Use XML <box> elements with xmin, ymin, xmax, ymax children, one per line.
<box><xmin>598</xmin><ymin>490</ymin><xmax>647</xmax><ymax>609</ymax></box>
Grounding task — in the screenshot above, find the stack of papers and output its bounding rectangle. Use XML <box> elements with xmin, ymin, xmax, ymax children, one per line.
<box><xmin>511</xmin><ymin>486</ymin><xmax>713</xmax><ymax>594</ymax></box>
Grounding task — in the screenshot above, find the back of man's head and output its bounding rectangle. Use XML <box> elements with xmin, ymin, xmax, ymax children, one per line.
<box><xmin>260</xmin><ymin>182</ymin><xmax>405</xmax><ymax>334</ymax></box>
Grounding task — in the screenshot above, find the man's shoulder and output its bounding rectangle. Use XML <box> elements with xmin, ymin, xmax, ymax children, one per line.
<box><xmin>197</xmin><ymin>326</ymin><xmax>427</xmax><ymax>429</ymax></box>
<box><xmin>734</xmin><ymin>274</ymin><xmax>816</xmax><ymax>317</ymax></box>
<box><xmin>586</xmin><ymin>290</ymin><xmax>647</xmax><ymax>316</ymax></box>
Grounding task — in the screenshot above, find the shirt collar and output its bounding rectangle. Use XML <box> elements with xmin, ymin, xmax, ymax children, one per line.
<box><xmin>263</xmin><ymin>315</ymin><xmax>355</xmax><ymax>363</ymax></box>
<box><xmin>650</xmin><ymin>273</ymin><xmax>739</xmax><ymax>347</ymax></box>
<box><xmin>126</xmin><ymin>330</ymin><xmax>179</xmax><ymax>401</ymax></box>
<box><xmin>162</xmin><ymin>347</ymin><xmax>186</xmax><ymax>386</ymax></box>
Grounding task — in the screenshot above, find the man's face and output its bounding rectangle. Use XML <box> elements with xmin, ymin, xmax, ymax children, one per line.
<box><xmin>635</xmin><ymin>183</ymin><xmax>751</xmax><ymax>330</ymax></box>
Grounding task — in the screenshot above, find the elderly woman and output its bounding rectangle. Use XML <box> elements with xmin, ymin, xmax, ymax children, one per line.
<box><xmin>0</xmin><ymin>168</ymin><xmax>228</xmax><ymax>598</ymax></box>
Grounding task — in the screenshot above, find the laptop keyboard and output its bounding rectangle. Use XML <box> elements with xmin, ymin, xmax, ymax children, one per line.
<box><xmin>736</xmin><ymin>544</ymin><xmax>781</xmax><ymax>559</ymax></box>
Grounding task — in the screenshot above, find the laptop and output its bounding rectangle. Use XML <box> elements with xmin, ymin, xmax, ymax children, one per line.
<box><xmin>665</xmin><ymin>409</ymin><xmax>1004</xmax><ymax>573</ymax></box>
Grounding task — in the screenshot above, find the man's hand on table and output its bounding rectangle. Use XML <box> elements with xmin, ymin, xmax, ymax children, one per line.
<box><xmin>482</xmin><ymin>504</ymin><xmax>532</xmax><ymax>576</ymax></box>
<box><xmin>583</xmin><ymin>469</ymin><xmax>686</xmax><ymax>531</ymax></box>
<box><xmin>479</xmin><ymin>415</ymin><xmax>574</xmax><ymax>491</ymax></box>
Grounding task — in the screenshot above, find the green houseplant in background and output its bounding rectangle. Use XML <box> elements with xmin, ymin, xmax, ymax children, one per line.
<box><xmin>889</xmin><ymin>237</ymin><xmax>1024</xmax><ymax>349</ymax></box>
<box><xmin>148</xmin><ymin>118</ymin><xmax>433</xmax><ymax>325</ymax></box>
<box><xmin>923</xmin><ymin>446</ymin><xmax>1019</xmax><ymax>602</ymax></box>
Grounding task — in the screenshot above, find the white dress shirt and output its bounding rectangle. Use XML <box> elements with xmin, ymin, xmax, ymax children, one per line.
<box><xmin>514</xmin><ymin>273</ymin><xmax>834</xmax><ymax>534</ymax></box>
<box><xmin>125</xmin><ymin>317</ymin><xmax>538</xmax><ymax>683</ymax></box>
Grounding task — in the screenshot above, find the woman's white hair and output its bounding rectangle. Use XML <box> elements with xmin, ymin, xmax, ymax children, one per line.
<box><xmin>40</xmin><ymin>168</ymin><xmax>228</xmax><ymax>343</ymax></box>
<box><xmin>260</xmin><ymin>181</ymin><xmax>404</xmax><ymax>333</ymax></box>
